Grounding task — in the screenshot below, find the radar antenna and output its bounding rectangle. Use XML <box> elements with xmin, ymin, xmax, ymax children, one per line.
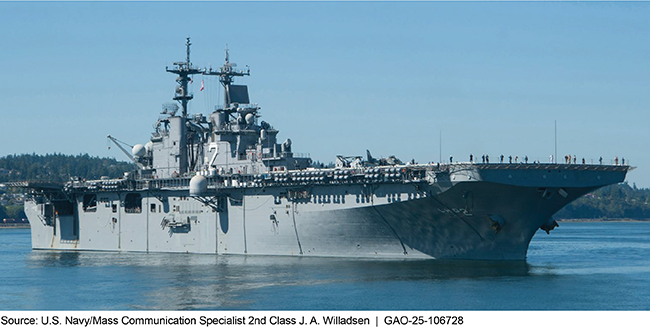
<box><xmin>202</xmin><ymin>45</ymin><xmax>250</xmax><ymax>114</ymax></box>
<box><xmin>165</xmin><ymin>37</ymin><xmax>202</xmax><ymax>117</ymax></box>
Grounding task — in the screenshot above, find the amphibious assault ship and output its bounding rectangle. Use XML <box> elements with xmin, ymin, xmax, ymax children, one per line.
<box><xmin>16</xmin><ymin>39</ymin><xmax>630</xmax><ymax>260</ymax></box>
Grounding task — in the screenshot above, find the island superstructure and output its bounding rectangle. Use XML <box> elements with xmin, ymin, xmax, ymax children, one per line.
<box><xmin>16</xmin><ymin>38</ymin><xmax>630</xmax><ymax>260</ymax></box>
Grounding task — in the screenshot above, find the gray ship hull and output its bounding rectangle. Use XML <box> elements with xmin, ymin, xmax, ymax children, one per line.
<box><xmin>24</xmin><ymin>164</ymin><xmax>628</xmax><ymax>260</ymax></box>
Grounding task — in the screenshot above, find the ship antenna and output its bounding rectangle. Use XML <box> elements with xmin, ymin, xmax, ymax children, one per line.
<box><xmin>186</xmin><ymin>37</ymin><xmax>191</xmax><ymax>64</ymax></box>
<box><xmin>202</xmin><ymin>44</ymin><xmax>250</xmax><ymax>115</ymax></box>
<box><xmin>166</xmin><ymin>36</ymin><xmax>201</xmax><ymax>117</ymax></box>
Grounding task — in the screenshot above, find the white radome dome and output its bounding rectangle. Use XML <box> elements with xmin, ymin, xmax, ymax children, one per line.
<box><xmin>132</xmin><ymin>144</ymin><xmax>146</xmax><ymax>158</ymax></box>
<box><xmin>245</xmin><ymin>113</ymin><xmax>255</xmax><ymax>125</ymax></box>
<box><xmin>189</xmin><ymin>175</ymin><xmax>208</xmax><ymax>196</ymax></box>
<box><xmin>144</xmin><ymin>141</ymin><xmax>154</xmax><ymax>153</ymax></box>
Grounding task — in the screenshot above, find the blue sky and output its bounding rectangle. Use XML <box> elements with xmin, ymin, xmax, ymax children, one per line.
<box><xmin>1</xmin><ymin>2</ymin><xmax>649</xmax><ymax>187</ymax></box>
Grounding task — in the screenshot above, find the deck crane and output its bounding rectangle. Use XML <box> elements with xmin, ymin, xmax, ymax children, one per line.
<box><xmin>107</xmin><ymin>135</ymin><xmax>145</xmax><ymax>169</ymax></box>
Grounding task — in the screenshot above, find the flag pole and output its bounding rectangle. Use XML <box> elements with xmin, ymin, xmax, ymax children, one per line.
<box><xmin>554</xmin><ymin>120</ymin><xmax>557</xmax><ymax>164</ymax></box>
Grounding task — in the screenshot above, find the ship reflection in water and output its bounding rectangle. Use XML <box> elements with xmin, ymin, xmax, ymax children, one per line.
<box><xmin>7</xmin><ymin>221</ymin><xmax>650</xmax><ymax>310</ymax></box>
<box><xmin>27</xmin><ymin>251</ymin><xmax>533</xmax><ymax>310</ymax></box>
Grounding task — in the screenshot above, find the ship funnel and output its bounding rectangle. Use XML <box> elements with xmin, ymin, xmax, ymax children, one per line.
<box><xmin>189</xmin><ymin>174</ymin><xmax>208</xmax><ymax>196</ymax></box>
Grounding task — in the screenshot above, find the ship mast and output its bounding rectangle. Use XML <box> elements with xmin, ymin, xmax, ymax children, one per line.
<box><xmin>203</xmin><ymin>45</ymin><xmax>250</xmax><ymax>116</ymax></box>
<box><xmin>163</xmin><ymin>37</ymin><xmax>203</xmax><ymax>176</ymax></box>
<box><xmin>166</xmin><ymin>37</ymin><xmax>202</xmax><ymax>117</ymax></box>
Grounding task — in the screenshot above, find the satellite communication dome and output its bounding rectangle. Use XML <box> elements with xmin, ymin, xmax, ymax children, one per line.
<box><xmin>144</xmin><ymin>141</ymin><xmax>154</xmax><ymax>153</ymax></box>
<box><xmin>132</xmin><ymin>144</ymin><xmax>146</xmax><ymax>158</ymax></box>
<box><xmin>245</xmin><ymin>113</ymin><xmax>255</xmax><ymax>125</ymax></box>
<box><xmin>189</xmin><ymin>175</ymin><xmax>208</xmax><ymax>197</ymax></box>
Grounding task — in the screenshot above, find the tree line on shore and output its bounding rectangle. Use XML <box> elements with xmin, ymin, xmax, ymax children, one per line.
<box><xmin>0</xmin><ymin>153</ymin><xmax>134</xmax><ymax>183</ymax></box>
<box><xmin>0</xmin><ymin>153</ymin><xmax>134</xmax><ymax>220</ymax></box>
<box><xmin>554</xmin><ymin>181</ymin><xmax>650</xmax><ymax>220</ymax></box>
<box><xmin>1</xmin><ymin>153</ymin><xmax>649</xmax><ymax>220</ymax></box>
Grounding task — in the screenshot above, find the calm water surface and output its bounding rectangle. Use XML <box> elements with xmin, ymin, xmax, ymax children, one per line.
<box><xmin>1</xmin><ymin>222</ymin><xmax>649</xmax><ymax>310</ymax></box>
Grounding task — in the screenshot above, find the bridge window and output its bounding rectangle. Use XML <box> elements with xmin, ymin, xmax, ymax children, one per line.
<box><xmin>82</xmin><ymin>194</ymin><xmax>97</xmax><ymax>212</ymax></box>
<box><xmin>125</xmin><ymin>193</ymin><xmax>142</xmax><ymax>213</ymax></box>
